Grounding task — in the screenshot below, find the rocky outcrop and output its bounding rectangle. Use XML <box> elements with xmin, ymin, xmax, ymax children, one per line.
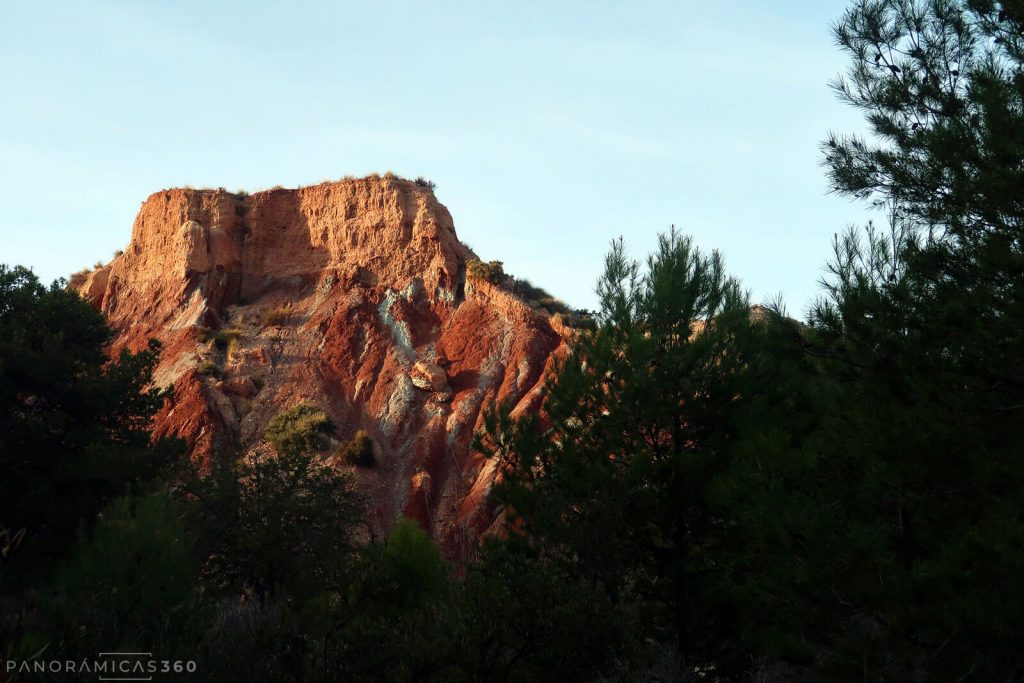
<box><xmin>75</xmin><ymin>176</ymin><xmax>566</xmax><ymax>558</ymax></box>
<box><xmin>410</xmin><ymin>360</ymin><xmax>452</xmax><ymax>400</ymax></box>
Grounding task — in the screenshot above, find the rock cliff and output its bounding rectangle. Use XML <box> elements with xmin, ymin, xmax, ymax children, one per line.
<box><xmin>76</xmin><ymin>176</ymin><xmax>567</xmax><ymax>557</ymax></box>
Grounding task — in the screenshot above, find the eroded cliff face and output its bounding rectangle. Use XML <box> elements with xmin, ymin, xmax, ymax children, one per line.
<box><xmin>77</xmin><ymin>176</ymin><xmax>567</xmax><ymax>557</ymax></box>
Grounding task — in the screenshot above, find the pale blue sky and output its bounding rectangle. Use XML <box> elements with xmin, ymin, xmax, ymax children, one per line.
<box><xmin>1</xmin><ymin>0</ymin><xmax>869</xmax><ymax>313</ymax></box>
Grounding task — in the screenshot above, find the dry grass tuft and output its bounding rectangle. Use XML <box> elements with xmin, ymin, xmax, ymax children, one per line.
<box><xmin>260</xmin><ymin>306</ymin><xmax>289</xmax><ymax>327</ymax></box>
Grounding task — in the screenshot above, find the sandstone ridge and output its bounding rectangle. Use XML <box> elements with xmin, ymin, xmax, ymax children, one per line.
<box><xmin>76</xmin><ymin>175</ymin><xmax>567</xmax><ymax>557</ymax></box>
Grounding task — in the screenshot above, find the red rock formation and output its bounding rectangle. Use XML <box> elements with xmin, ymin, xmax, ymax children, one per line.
<box><xmin>76</xmin><ymin>176</ymin><xmax>566</xmax><ymax>558</ymax></box>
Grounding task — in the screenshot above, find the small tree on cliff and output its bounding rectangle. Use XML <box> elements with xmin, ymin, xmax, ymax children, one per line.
<box><xmin>466</xmin><ymin>259</ymin><xmax>506</xmax><ymax>285</ymax></box>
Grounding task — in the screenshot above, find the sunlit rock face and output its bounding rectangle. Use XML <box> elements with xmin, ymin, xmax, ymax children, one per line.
<box><xmin>76</xmin><ymin>176</ymin><xmax>566</xmax><ymax>557</ymax></box>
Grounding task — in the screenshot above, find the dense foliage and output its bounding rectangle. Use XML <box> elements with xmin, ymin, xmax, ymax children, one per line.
<box><xmin>45</xmin><ymin>493</ymin><xmax>207</xmax><ymax>658</ymax></box>
<box><xmin>338</xmin><ymin>429</ymin><xmax>376</xmax><ymax>467</ymax></box>
<box><xmin>263</xmin><ymin>402</ymin><xmax>333</xmax><ymax>456</ymax></box>
<box><xmin>180</xmin><ymin>448</ymin><xmax>364</xmax><ymax>603</ymax></box>
<box><xmin>466</xmin><ymin>259</ymin><xmax>506</xmax><ymax>285</ymax></box>
<box><xmin>475</xmin><ymin>1</ymin><xmax>1024</xmax><ymax>679</ymax></box>
<box><xmin>809</xmin><ymin>1</ymin><xmax>1024</xmax><ymax>675</ymax></box>
<box><xmin>0</xmin><ymin>266</ymin><xmax>181</xmax><ymax>583</ymax></box>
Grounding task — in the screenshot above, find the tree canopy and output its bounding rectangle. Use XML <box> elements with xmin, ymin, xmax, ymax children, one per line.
<box><xmin>0</xmin><ymin>266</ymin><xmax>181</xmax><ymax>582</ymax></box>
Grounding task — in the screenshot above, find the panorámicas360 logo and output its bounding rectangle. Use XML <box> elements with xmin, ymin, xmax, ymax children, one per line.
<box><xmin>3</xmin><ymin>652</ymin><xmax>197</xmax><ymax>679</ymax></box>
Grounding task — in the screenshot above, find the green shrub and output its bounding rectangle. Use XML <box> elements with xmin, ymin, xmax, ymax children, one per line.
<box><xmin>414</xmin><ymin>177</ymin><xmax>437</xmax><ymax>191</ymax></box>
<box><xmin>466</xmin><ymin>259</ymin><xmax>505</xmax><ymax>285</ymax></box>
<box><xmin>339</xmin><ymin>430</ymin><xmax>375</xmax><ymax>467</ymax></box>
<box><xmin>264</xmin><ymin>403</ymin><xmax>333</xmax><ymax>456</ymax></box>
<box><xmin>260</xmin><ymin>306</ymin><xmax>289</xmax><ymax>327</ymax></box>
<box><xmin>48</xmin><ymin>493</ymin><xmax>205</xmax><ymax>654</ymax></box>
<box><xmin>365</xmin><ymin>518</ymin><xmax>446</xmax><ymax>610</ymax></box>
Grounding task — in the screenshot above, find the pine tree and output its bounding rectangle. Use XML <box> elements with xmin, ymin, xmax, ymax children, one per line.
<box><xmin>819</xmin><ymin>0</ymin><xmax>1024</xmax><ymax>392</ymax></box>
<box><xmin>786</xmin><ymin>1</ymin><xmax>1024</xmax><ymax>676</ymax></box>
<box><xmin>477</xmin><ymin>228</ymin><xmax>758</xmax><ymax>671</ymax></box>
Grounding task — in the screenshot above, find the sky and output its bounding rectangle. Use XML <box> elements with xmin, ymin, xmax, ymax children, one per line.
<box><xmin>0</xmin><ymin>0</ymin><xmax>872</xmax><ymax>315</ymax></box>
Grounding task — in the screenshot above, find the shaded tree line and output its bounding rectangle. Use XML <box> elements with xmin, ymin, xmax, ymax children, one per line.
<box><xmin>476</xmin><ymin>1</ymin><xmax>1024</xmax><ymax>678</ymax></box>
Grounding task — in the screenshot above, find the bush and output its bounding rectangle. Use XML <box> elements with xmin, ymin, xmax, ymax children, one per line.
<box><xmin>212</xmin><ymin>328</ymin><xmax>243</xmax><ymax>353</ymax></box>
<box><xmin>68</xmin><ymin>269</ymin><xmax>90</xmax><ymax>290</ymax></box>
<box><xmin>264</xmin><ymin>403</ymin><xmax>333</xmax><ymax>456</ymax></box>
<box><xmin>197</xmin><ymin>360</ymin><xmax>221</xmax><ymax>378</ymax></box>
<box><xmin>549</xmin><ymin>310</ymin><xmax>595</xmax><ymax>331</ymax></box>
<box><xmin>47</xmin><ymin>493</ymin><xmax>205</xmax><ymax>655</ymax></box>
<box><xmin>466</xmin><ymin>259</ymin><xmax>505</xmax><ymax>285</ymax></box>
<box><xmin>260</xmin><ymin>306</ymin><xmax>289</xmax><ymax>327</ymax></box>
<box><xmin>511</xmin><ymin>277</ymin><xmax>572</xmax><ymax>316</ymax></box>
<box><xmin>363</xmin><ymin>518</ymin><xmax>446</xmax><ymax>610</ymax></box>
<box><xmin>226</xmin><ymin>337</ymin><xmax>241</xmax><ymax>361</ymax></box>
<box><xmin>414</xmin><ymin>177</ymin><xmax>437</xmax><ymax>191</ymax></box>
<box><xmin>339</xmin><ymin>430</ymin><xmax>375</xmax><ymax>467</ymax></box>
